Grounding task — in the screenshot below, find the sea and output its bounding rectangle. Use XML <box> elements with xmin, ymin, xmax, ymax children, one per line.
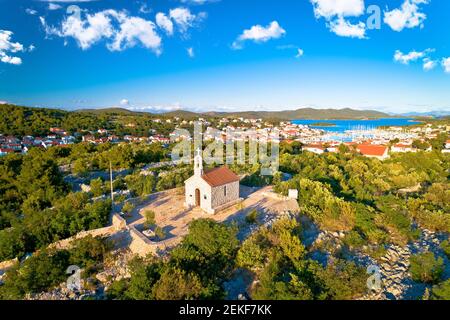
<box><xmin>291</xmin><ymin>118</ymin><xmax>421</xmax><ymax>142</ymax></box>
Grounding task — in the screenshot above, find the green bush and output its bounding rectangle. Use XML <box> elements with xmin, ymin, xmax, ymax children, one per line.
<box><xmin>430</xmin><ymin>279</ymin><xmax>450</xmax><ymax>300</ymax></box>
<box><xmin>410</xmin><ymin>252</ymin><xmax>444</xmax><ymax>284</ymax></box>
<box><xmin>440</xmin><ymin>240</ymin><xmax>450</xmax><ymax>259</ymax></box>
<box><xmin>245</xmin><ymin>209</ymin><xmax>258</xmax><ymax>224</ymax></box>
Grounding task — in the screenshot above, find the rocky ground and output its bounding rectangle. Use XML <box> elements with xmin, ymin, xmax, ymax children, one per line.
<box><xmin>304</xmin><ymin>219</ymin><xmax>450</xmax><ymax>300</ymax></box>
<box><xmin>26</xmin><ymin>249</ymin><xmax>133</xmax><ymax>300</ymax></box>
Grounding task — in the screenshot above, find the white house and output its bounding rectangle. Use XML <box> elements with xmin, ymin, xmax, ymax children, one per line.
<box><xmin>391</xmin><ymin>143</ymin><xmax>417</xmax><ymax>153</ymax></box>
<box><xmin>302</xmin><ymin>144</ymin><xmax>325</xmax><ymax>155</ymax></box>
<box><xmin>185</xmin><ymin>149</ymin><xmax>242</xmax><ymax>214</ymax></box>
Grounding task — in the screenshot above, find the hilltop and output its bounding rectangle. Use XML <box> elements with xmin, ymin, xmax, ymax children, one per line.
<box><xmin>72</xmin><ymin>106</ymin><xmax>392</xmax><ymax>120</ymax></box>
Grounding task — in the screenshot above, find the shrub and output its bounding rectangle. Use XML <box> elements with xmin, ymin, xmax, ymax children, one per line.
<box><xmin>143</xmin><ymin>210</ymin><xmax>156</xmax><ymax>229</ymax></box>
<box><xmin>122</xmin><ymin>202</ymin><xmax>134</xmax><ymax>214</ymax></box>
<box><xmin>410</xmin><ymin>252</ymin><xmax>444</xmax><ymax>284</ymax></box>
<box><xmin>343</xmin><ymin>230</ymin><xmax>367</xmax><ymax>249</ymax></box>
<box><xmin>430</xmin><ymin>279</ymin><xmax>450</xmax><ymax>300</ymax></box>
<box><xmin>245</xmin><ymin>209</ymin><xmax>258</xmax><ymax>224</ymax></box>
<box><xmin>441</xmin><ymin>240</ymin><xmax>450</xmax><ymax>259</ymax></box>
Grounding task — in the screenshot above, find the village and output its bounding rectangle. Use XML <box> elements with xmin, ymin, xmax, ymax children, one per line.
<box><xmin>1</xmin><ymin>116</ymin><xmax>450</xmax><ymax>158</ymax></box>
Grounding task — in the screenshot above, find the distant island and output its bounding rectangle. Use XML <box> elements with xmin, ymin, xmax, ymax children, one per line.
<box><xmin>76</xmin><ymin>106</ymin><xmax>393</xmax><ymax>120</ymax></box>
<box><xmin>309</xmin><ymin>122</ymin><xmax>337</xmax><ymax>127</ymax></box>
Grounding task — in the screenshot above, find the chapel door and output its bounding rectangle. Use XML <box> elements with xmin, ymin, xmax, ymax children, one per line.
<box><xmin>195</xmin><ymin>189</ymin><xmax>201</xmax><ymax>207</ymax></box>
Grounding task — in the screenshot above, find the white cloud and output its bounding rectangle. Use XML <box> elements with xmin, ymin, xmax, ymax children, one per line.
<box><xmin>180</xmin><ymin>0</ymin><xmax>219</xmax><ymax>4</ymax></box>
<box><xmin>48</xmin><ymin>3</ymin><xmax>63</xmax><ymax>10</ymax></box>
<box><xmin>156</xmin><ymin>12</ymin><xmax>174</xmax><ymax>36</ymax></box>
<box><xmin>384</xmin><ymin>0</ymin><xmax>429</xmax><ymax>32</ymax></box>
<box><xmin>187</xmin><ymin>47</ymin><xmax>195</xmax><ymax>58</ymax></box>
<box><xmin>232</xmin><ymin>21</ymin><xmax>286</xmax><ymax>49</ymax></box>
<box><xmin>170</xmin><ymin>8</ymin><xmax>193</xmax><ymax>32</ymax></box>
<box><xmin>26</xmin><ymin>8</ymin><xmax>38</xmax><ymax>15</ymax></box>
<box><xmin>38</xmin><ymin>0</ymin><xmax>99</xmax><ymax>2</ymax></box>
<box><xmin>139</xmin><ymin>3</ymin><xmax>152</xmax><ymax>14</ymax></box>
<box><xmin>120</xmin><ymin>99</ymin><xmax>129</xmax><ymax>106</ymax></box>
<box><xmin>41</xmin><ymin>9</ymin><xmax>162</xmax><ymax>54</ymax></box>
<box><xmin>311</xmin><ymin>0</ymin><xmax>365</xmax><ymax>19</ymax></box>
<box><xmin>128</xmin><ymin>103</ymin><xmax>182</xmax><ymax>113</ymax></box>
<box><xmin>295</xmin><ymin>48</ymin><xmax>304</xmax><ymax>58</ymax></box>
<box><xmin>108</xmin><ymin>15</ymin><xmax>161</xmax><ymax>54</ymax></box>
<box><xmin>310</xmin><ymin>0</ymin><xmax>367</xmax><ymax>38</ymax></box>
<box><xmin>422</xmin><ymin>58</ymin><xmax>437</xmax><ymax>71</ymax></box>
<box><xmin>442</xmin><ymin>57</ymin><xmax>450</xmax><ymax>73</ymax></box>
<box><xmin>394</xmin><ymin>48</ymin><xmax>433</xmax><ymax>64</ymax></box>
<box><xmin>0</xmin><ymin>30</ymin><xmax>27</xmax><ymax>65</ymax></box>
<box><xmin>328</xmin><ymin>17</ymin><xmax>366</xmax><ymax>39</ymax></box>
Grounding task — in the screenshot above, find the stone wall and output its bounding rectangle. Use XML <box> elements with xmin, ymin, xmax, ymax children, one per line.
<box><xmin>112</xmin><ymin>213</ymin><xmax>127</xmax><ymax>231</ymax></box>
<box><xmin>211</xmin><ymin>181</ymin><xmax>240</xmax><ymax>211</ymax></box>
<box><xmin>128</xmin><ymin>225</ymin><xmax>159</xmax><ymax>257</ymax></box>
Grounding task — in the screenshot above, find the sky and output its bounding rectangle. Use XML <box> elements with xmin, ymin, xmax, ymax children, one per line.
<box><xmin>0</xmin><ymin>0</ymin><xmax>450</xmax><ymax>114</ymax></box>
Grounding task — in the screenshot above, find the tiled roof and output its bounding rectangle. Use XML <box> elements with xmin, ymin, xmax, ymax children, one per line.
<box><xmin>357</xmin><ymin>145</ymin><xmax>388</xmax><ymax>157</ymax></box>
<box><xmin>202</xmin><ymin>166</ymin><xmax>240</xmax><ymax>187</ymax></box>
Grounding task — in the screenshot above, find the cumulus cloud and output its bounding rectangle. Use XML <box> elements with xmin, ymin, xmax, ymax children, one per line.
<box><xmin>311</xmin><ymin>0</ymin><xmax>365</xmax><ymax>19</ymax></box>
<box><xmin>394</xmin><ymin>48</ymin><xmax>433</xmax><ymax>64</ymax></box>
<box><xmin>120</xmin><ymin>99</ymin><xmax>129</xmax><ymax>106</ymax></box>
<box><xmin>422</xmin><ymin>58</ymin><xmax>437</xmax><ymax>71</ymax></box>
<box><xmin>41</xmin><ymin>9</ymin><xmax>162</xmax><ymax>54</ymax></box>
<box><xmin>232</xmin><ymin>21</ymin><xmax>286</xmax><ymax>50</ymax></box>
<box><xmin>384</xmin><ymin>0</ymin><xmax>429</xmax><ymax>32</ymax></box>
<box><xmin>156</xmin><ymin>12</ymin><xmax>174</xmax><ymax>36</ymax></box>
<box><xmin>310</xmin><ymin>0</ymin><xmax>367</xmax><ymax>38</ymax></box>
<box><xmin>442</xmin><ymin>57</ymin><xmax>450</xmax><ymax>74</ymax></box>
<box><xmin>328</xmin><ymin>17</ymin><xmax>366</xmax><ymax>39</ymax></box>
<box><xmin>0</xmin><ymin>30</ymin><xmax>29</xmax><ymax>65</ymax></box>
<box><xmin>48</xmin><ymin>3</ymin><xmax>63</xmax><ymax>10</ymax></box>
<box><xmin>169</xmin><ymin>7</ymin><xmax>200</xmax><ymax>34</ymax></box>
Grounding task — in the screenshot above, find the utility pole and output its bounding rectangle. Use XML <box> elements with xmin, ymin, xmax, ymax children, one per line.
<box><xmin>110</xmin><ymin>161</ymin><xmax>114</xmax><ymax>205</ymax></box>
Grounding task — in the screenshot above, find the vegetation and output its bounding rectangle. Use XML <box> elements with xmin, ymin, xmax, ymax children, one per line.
<box><xmin>106</xmin><ymin>219</ymin><xmax>239</xmax><ymax>300</ymax></box>
<box><xmin>0</xmin><ymin>236</ymin><xmax>110</xmax><ymax>299</ymax></box>
<box><xmin>410</xmin><ymin>252</ymin><xmax>444</xmax><ymax>284</ymax></box>
<box><xmin>143</xmin><ymin>210</ymin><xmax>156</xmax><ymax>230</ymax></box>
<box><xmin>430</xmin><ymin>279</ymin><xmax>450</xmax><ymax>300</ymax></box>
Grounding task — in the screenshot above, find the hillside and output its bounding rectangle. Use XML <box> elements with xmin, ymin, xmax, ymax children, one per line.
<box><xmin>204</xmin><ymin>108</ymin><xmax>391</xmax><ymax>120</ymax></box>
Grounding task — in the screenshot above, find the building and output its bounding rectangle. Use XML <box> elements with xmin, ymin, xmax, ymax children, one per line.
<box><xmin>185</xmin><ymin>149</ymin><xmax>242</xmax><ymax>214</ymax></box>
<box><xmin>391</xmin><ymin>143</ymin><xmax>417</xmax><ymax>153</ymax></box>
<box><xmin>357</xmin><ymin>144</ymin><xmax>390</xmax><ymax>160</ymax></box>
<box><xmin>302</xmin><ymin>144</ymin><xmax>326</xmax><ymax>155</ymax></box>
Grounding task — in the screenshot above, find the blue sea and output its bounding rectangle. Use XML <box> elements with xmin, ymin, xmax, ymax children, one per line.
<box><xmin>292</xmin><ymin>118</ymin><xmax>420</xmax><ymax>133</ymax></box>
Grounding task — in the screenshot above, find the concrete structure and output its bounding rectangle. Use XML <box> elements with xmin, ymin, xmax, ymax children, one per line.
<box><xmin>185</xmin><ymin>149</ymin><xmax>241</xmax><ymax>214</ymax></box>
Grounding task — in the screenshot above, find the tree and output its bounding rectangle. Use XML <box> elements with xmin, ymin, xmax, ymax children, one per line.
<box><xmin>90</xmin><ymin>178</ymin><xmax>104</xmax><ymax>197</ymax></box>
<box><xmin>430</xmin><ymin>279</ymin><xmax>450</xmax><ymax>300</ymax></box>
<box><xmin>153</xmin><ymin>268</ymin><xmax>203</xmax><ymax>300</ymax></box>
<box><xmin>410</xmin><ymin>252</ymin><xmax>444</xmax><ymax>284</ymax></box>
<box><xmin>122</xmin><ymin>202</ymin><xmax>134</xmax><ymax>215</ymax></box>
<box><xmin>143</xmin><ymin>210</ymin><xmax>156</xmax><ymax>230</ymax></box>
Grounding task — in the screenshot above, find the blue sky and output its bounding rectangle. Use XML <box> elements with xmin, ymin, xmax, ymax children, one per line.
<box><xmin>0</xmin><ymin>0</ymin><xmax>449</xmax><ymax>114</ymax></box>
